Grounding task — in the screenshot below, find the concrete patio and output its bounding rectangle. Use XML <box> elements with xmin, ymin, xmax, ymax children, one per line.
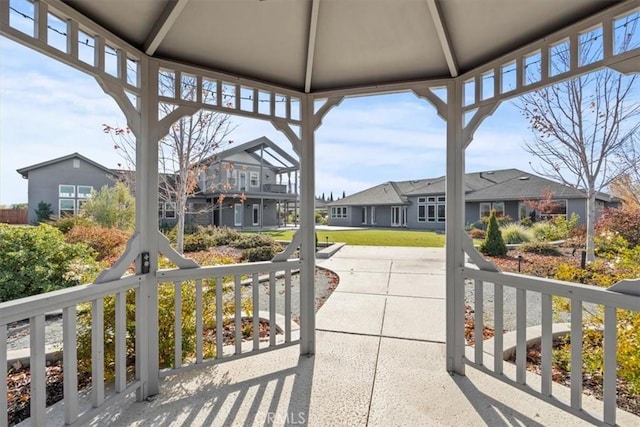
<box><xmin>34</xmin><ymin>246</ymin><xmax>638</xmax><ymax>426</ymax></box>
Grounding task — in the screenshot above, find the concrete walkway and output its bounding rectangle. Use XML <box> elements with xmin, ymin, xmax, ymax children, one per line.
<box><xmin>42</xmin><ymin>246</ymin><xmax>637</xmax><ymax>426</ymax></box>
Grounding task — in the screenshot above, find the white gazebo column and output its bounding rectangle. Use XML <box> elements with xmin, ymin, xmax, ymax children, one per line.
<box><xmin>299</xmin><ymin>94</ymin><xmax>316</xmax><ymax>355</ymax></box>
<box><xmin>135</xmin><ymin>58</ymin><xmax>161</xmax><ymax>398</ymax></box>
<box><xmin>445</xmin><ymin>79</ymin><xmax>466</xmax><ymax>375</ymax></box>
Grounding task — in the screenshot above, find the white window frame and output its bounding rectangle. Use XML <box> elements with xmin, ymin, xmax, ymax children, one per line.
<box><xmin>540</xmin><ymin>199</ymin><xmax>568</xmax><ymax>220</ymax></box>
<box><xmin>164</xmin><ymin>202</ymin><xmax>176</xmax><ymax>219</ymax></box>
<box><xmin>391</xmin><ymin>206</ymin><xmax>402</xmax><ymax>227</ymax></box>
<box><xmin>59</xmin><ymin>184</ymin><xmax>75</xmax><ymax>198</ymax></box>
<box><xmin>361</xmin><ymin>206</ymin><xmax>367</xmax><ymax>224</ymax></box>
<box><xmin>371</xmin><ymin>206</ymin><xmax>376</xmax><ymax>225</ymax></box>
<box><xmin>480</xmin><ymin>202</ymin><xmax>492</xmax><ymax>218</ymax></box>
<box><xmin>238</xmin><ymin>171</ymin><xmax>247</xmax><ymax>191</ymax></box>
<box><xmin>59</xmin><ymin>199</ymin><xmax>75</xmax><ymax>216</ymax></box>
<box><xmin>427</xmin><ymin>204</ymin><xmax>436</xmax><ymax>222</ymax></box>
<box><xmin>234</xmin><ymin>203</ymin><xmax>243</xmax><ymax>226</ymax></box>
<box><xmin>250</xmin><ymin>171</ymin><xmax>259</xmax><ymax>187</ymax></box>
<box><xmin>77</xmin><ymin>185</ymin><xmax>93</xmax><ymax>198</ymax></box>
<box><xmin>481</xmin><ymin>201</ymin><xmax>505</xmax><ymax>218</ymax></box>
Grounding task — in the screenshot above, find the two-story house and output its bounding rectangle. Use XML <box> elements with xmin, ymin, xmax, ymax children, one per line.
<box><xmin>17</xmin><ymin>137</ymin><xmax>299</xmax><ymax>229</ymax></box>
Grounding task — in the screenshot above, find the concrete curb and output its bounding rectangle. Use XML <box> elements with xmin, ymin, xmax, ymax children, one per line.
<box><xmin>316</xmin><ymin>242</ymin><xmax>345</xmax><ymax>259</ymax></box>
<box><xmin>477</xmin><ymin>322</ymin><xmax>571</xmax><ymax>360</ymax></box>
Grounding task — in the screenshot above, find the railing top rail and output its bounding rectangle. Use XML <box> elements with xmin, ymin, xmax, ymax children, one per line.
<box><xmin>0</xmin><ymin>274</ymin><xmax>143</xmax><ymax>325</ymax></box>
<box><xmin>157</xmin><ymin>259</ymin><xmax>301</xmax><ymax>282</ymax></box>
<box><xmin>464</xmin><ymin>267</ymin><xmax>640</xmax><ymax>312</ymax></box>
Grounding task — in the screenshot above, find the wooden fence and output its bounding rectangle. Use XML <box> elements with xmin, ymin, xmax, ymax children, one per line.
<box><xmin>0</xmin><ymin>209</ymin><xmax>28</xmax><ymax>224</ymax></box>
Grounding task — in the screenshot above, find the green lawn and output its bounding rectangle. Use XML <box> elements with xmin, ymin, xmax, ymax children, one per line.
<box><xmin>246</xmin><ymin>228</ymin><xmax>445</xmax><ymax>247</ymax></box>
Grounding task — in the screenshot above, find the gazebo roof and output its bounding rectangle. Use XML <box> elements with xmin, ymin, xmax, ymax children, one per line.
<box><xmin>64</xmin><ymin>0</ymin><xmax>623</xmax><ymax>93</ymax></box>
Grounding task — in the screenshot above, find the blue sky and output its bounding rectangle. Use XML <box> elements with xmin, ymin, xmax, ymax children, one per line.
<box><xmin>0</xmin><ymin>36</ymin><xmax>535</xmax><ymax>206</ymax></box>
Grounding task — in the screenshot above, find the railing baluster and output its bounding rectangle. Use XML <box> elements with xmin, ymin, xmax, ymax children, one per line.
<box><xmin>603</xmin><ymin>306</ymin><xmax>617</xmax><ymax>426</ymax></box>
<box><xmin>541</xmin><ymin>293</ymin><xmax>552</xmax><ymax>396</ymax></box>
<box><xmin>1</xmin><ymin>323</ymin><xmax>8</xmax><ymax>427</ymax></box>
<box><xmin>285</xmin><ymin>269</ymin><xmax>292</xmax><ymax>343</ymax></box>
<box><xmin>570</xmin><ymin>298</ymin><xmax>583</xmax><ymax>410</ymax></box>
<box><xmin>30</xmin><ymin>314</ymin><xmax>46</xmax><ymax>424</ymax></box>
<box><xmin>216</xmin><ymin>276</ymin><xmax>223</xmax><ymax>358</ymax></box>
<box><xmin>115</xmin><ymin>291</ymin><xmax>126</xmax><ymax>393</ymax></box>
<box><xmin>269</xmin><ymin>271</ymin><xmax>276</xmax><ymax>347</ymax></box>
<box><xmin>252</xmin><ymin>273</ymin><xmax>260</xmax><ymax>351</ymax></box>
<box><xmin>63</xmin><ymin>306</ymin><xmax>79</xmax><ymax>423</ymax></box>
<box><xmin>474</xmin><ymin>279</ymin><xmax>483</xmax><ymax>365</ymax></box>
<box><xmin>494</xmin><ymin>283</ymin><xmax>504</xmax><ymax>374</ymax></box>
<box><xmin>516</xmin><ymin>288</ymin><xmax>526</xmax><ymax>385</ymax></box>
<box><xmin>174</xmin><ymin>281</ymin><xmax>182</xmax><ymax>368</ymax></box>
<box><xmin>235</xmin><ymin>276</ymin><xmax>242</xmax><ymax>355</ymax></box>
<box><xmin>91</xmin><ymin>299</ymin><xmax>105</xmax><ymax>407</ymax></box>
<box><xmin>196</xmin><ymin>279</ymin><xmax>203</xmax><ymax>364</ymax></box>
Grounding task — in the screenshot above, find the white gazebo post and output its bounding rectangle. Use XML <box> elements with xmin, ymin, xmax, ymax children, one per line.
<box><xmin>135</xmin><ymin>58</ymin><xmax>161</xmax><ymax>398</ymax></box>
<box><xmin>299</xmin><ymin>94</ymin><xmax>316</xmax><ymax>355</ymax></box>
<box><xmin>445</xmin><ymin>78</ymin><xmax>466</xmax><ymax>375</ymax></box>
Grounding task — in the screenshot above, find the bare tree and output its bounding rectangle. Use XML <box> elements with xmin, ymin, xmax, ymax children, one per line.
<box><xmin>517</xmin><ymin>26</ymin><xmax>640</xmax><ymax>261</ymax></box>
<box><xmin>104</xmin><ymin>74</ymin><xmax>238</xmax><ymax>253</ymax></box>
<box><xmin>610</xmin><ymin>131</ymin><xmax>640</xmax><ymax>209</ymax></box>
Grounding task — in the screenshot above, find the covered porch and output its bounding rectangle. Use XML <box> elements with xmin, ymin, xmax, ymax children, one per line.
<box><xmin>1</xmin><ymin>0</ymin><xmax>640</xmax><ymax>426</ymax></box>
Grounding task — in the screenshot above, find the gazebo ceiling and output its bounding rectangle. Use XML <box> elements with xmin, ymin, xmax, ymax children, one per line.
<box><xmin>63</xmin><ymin>0</ymin><xmax>624</xmax><ymax>92</ymax></box>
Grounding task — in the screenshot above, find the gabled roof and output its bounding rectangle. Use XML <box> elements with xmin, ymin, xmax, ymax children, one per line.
<box><xmin>330</xmin><ymin>169</ymin><xmax>613</xmax><ymax>206</ymax></box>
<box><xmin>205</xmin><ymin>136</ymin><xmax>298</xmax><ymax>173</ymax></box>
<box><xmin>327</xmin><ymin>181</ymin><xmax>408</xmax><ymax>207</ymax></box>
<box><xmin>16</xmin><ymin>152</ymin><xmax>115</xmax><ymax>179</ymax></box>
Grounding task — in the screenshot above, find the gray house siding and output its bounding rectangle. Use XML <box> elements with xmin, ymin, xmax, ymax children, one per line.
<box><xmin>25</xmin><ymin>159</ymin><xmax>113</xmax><ymax>223</ymax></box>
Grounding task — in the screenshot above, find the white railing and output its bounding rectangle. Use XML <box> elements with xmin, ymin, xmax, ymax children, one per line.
<box><xmin>2</xmin><ymin>258</ymin><xmax>302</xmax><ymax>426</ymax></box>
<box><xmin>462</xmin><ymin>267</ymin><xmax>640</xmax><ymax>426</ymax></box>
<box><xmin>1</xmin><ymin>274</ymin><xmax>144</xmax><ymax>427</ymax></box>
<box><xmin>156</xmin><ymin>259</ymin><xmax>301</xmax><ymax>377</ymax></box>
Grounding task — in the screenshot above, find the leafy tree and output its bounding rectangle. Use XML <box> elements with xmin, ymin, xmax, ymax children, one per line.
<box><xmin>80</xmin><ymin>182</ymin><xmax>135</xmax><ymax>231</ymax></box>
<box><xmin>34</xmin><ymin>201</ymin><xmax>53</xmax><ymax>224</ymax></box>
<box><xmin>342</xmin><ymin>190</ymin><xmax>346</xmax><ymax>198</ymax></box>
<box><xmin>11</xmin><ymin>203</ymin><xmax>27</xmax><ymax>210</ymax></box>
<box><xmin>479</xmin><ymin>209</ymin><xmax>507</xmax><ymax>256</ymax></box>
<box><xmin>518</xmin><ymin>34</ymin><xmax>640</xmax><ymax>261</ymax></box>
<box><xmin>329</xmin><ymin>192</ymin><xmax>334</xmax><ymax>202</ymax></box>
<box><xmin>104</xmin><ymin>76</ymin><xmax>236</xmax><ymax>253</ymax></box>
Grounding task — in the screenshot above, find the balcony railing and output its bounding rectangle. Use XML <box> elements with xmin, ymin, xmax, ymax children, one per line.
<box><xmin>262</xmin><ymin>183</ymin><xmax>288</xmax><ymax>194</ymax></box>
<box><xmin>462</xmin><ymin>267</ymin><xmax>640</xmax><ymax>426</ymax></box>
<box><xmin>1</xmin><ymin>259</ymin><xmax>301</xmax><ymax>426</ymax></box>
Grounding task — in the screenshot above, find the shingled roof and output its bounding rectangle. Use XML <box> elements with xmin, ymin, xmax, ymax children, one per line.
<box><xmin>328</xmin><ymin>169</ymin><xmax>613</xmax><ymax>206</ymax></box>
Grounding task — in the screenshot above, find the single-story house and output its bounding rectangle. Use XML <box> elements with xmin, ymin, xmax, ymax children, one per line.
<box><xmin>17</xmin><ymin>136</ymin><xmax>299</xmax><ymax>229</ymax></box>
<box><xmin>326</xmin><ymin>169</ymin><xmax>620</xmax><ymax>230</ymax></box>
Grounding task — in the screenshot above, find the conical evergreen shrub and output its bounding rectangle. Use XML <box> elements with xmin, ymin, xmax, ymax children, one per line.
<box><xmin>479</xmin><ymin>209</ymin><xmax>507</xmax><ymax>256</ymax></box>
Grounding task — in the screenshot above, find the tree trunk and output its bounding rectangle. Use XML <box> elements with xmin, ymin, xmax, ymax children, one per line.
<box><xmin>176</xmin><ymin>193</ymin><xmax>187</xmax><ymax>254</ymax></box>
<box><xmin>585</xmin><ymin>189</ymin><xmax>597</xmax><ymax>263</ymax></box>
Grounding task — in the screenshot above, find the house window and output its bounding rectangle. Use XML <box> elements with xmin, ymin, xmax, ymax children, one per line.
<box><xmin>77</xmin><ymin>200</ymin><xmax>86</xmax><ymax>212</ymax></box>
<box><xmin>540</xmin><ymin>199</ymin><xmax>567</xmax><ymax>220</ymax></box>
<box><xmin>421</xmin><ymin>195</ymin><xmax>445</xmax><ymax>222</ymax></box>
<box><xmin>250</xmin><ymin>172</ymin><xmax>259</xmax><ymax>187</ymax></box>
<box><xmin>371</xmin><ymin>206</ymin><xmax>376</xmax><ymax>224</ymax></box>
<box><xmin>77</xmin><ymin>185</ymin><xmax>93</xmax><ymax>198</ymax></box>
<box><xmin>164</xmin><ymin>202</ymin><xmax>176</xmax><ymax>219</ymax></box>
<box><xmin>158</xmin><ymin>202</ymin><xmax>164</xmax><ymax>219</ymax></box>
<box><xmin>330</xmin><ymin>206</ymin><xmax>348</xmax><ymax>218</ymax></box>
<box><xmin>226</xmin><ymin>168</ymin><xmax>237</xmax><ymax>186</ymax></box>
<box><xmin>234</xmin><ymin>203</ymin><xmax>243</xmax><ymax>226</ymax></box>
<box><xmin>361</xmin><ymin>207</ymin><xmax>367</xmax><ymax>224</ymax></box>
<box><xmin>481</xmin><ymin>202</ymin><xmax>505</xmax><ymax>218</ymax></box>
<box><xmin>238</xmin><ymin>172</ymin><xmax>247</xmax><ymax>191</ymax></box>
<box><xmin>73</xmin><ymin>159</ymin><xmax>80</xmax><ymax>168</ymax></box>
<box><xmin>59</xmin><ymin>199</ymin><xmax>75</xmax><ymax>217</ymax></box>
<box><xmin>252</xmin><ymin>204</ymin><xmax>260</xmax><ymax>226</ymax></box>
<box><xmin>59</xmin><ymin>185</ymin><xmax>75</xmax><ymax>198</ymax></box>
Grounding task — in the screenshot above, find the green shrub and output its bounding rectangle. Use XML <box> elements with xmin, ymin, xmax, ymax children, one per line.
<box><xmin>49</xmin><ymin>215</ymin><xmax>96</xmax><ymax>234</ymax></box>
<box><xmin>500</xmin><ymin>223</ymin><xmax>533</xmax><ymax>244</ymax></box>
<box><xmin>531</xmin><ymin>214</ymin><xmax>579</xmax><ymax>242</ymax></box>
<box><xmin>183</xmin><ymin>232</ymin><xmax>216</xmax><ymax>252</ymax></box>
<box><xmin>519</xmin><ymin>241</ymin><xmax>562</xmax><ymax>256</ymax></box>
<box><xmin>65</xmin><ymin>225</ymin><xmax>131</xmax><ymax>261</ymax></box>
<box><xmin>479</xmin><ymin>210</ymin><xmax>507</xmax><ymax>256</ymax></box>
<box><xmin>0</xmin><ymin>224</ymin><xmax>100</xmax><ymax>302</ymax></box>
<box><xmin>242</xmin><ymin>245</ymin><xmax>280</xmax><ymax>262</ymax></box>
<box><xmin>232</xmin><ymin>233</ymin><xmax>276</xmax><ymax>249</ymax></box>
